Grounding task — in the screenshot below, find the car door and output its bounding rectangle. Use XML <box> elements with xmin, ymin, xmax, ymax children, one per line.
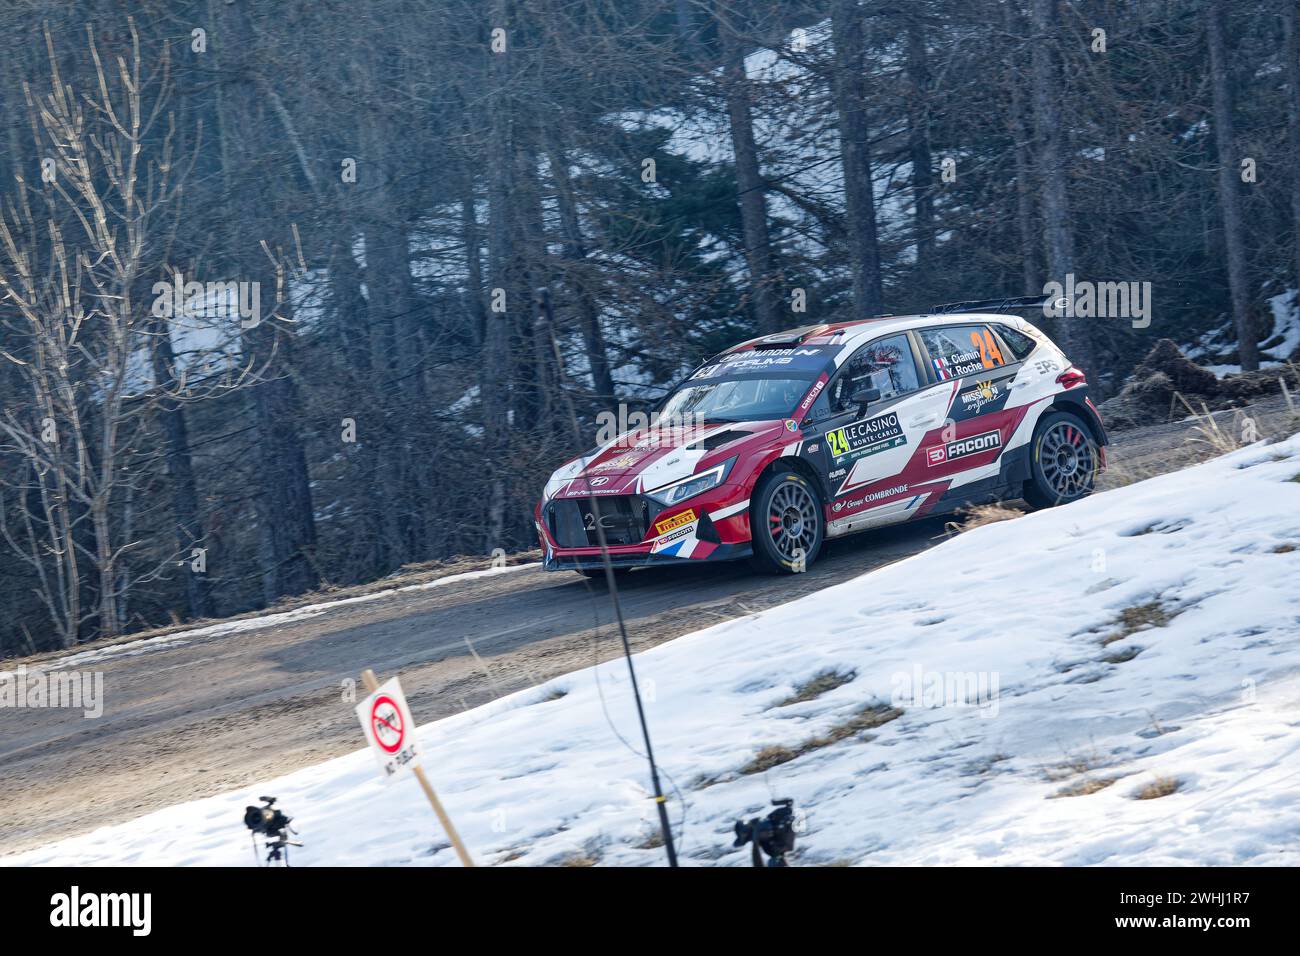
<box><xmin>915</xmin><ymin>323</ymin><xmax>1023</xmax><ymax>482</ymax></box>
<box><xmin>807</xmin><ymin>332</ymin><xmax>950</xmax><ymax>522</ymax></box>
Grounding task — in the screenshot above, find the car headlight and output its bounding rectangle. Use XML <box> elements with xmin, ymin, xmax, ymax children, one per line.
<box><xmin>645</xmin><ymin>458</ymin><xmax>735</xmax><ymax>506</ymax></box>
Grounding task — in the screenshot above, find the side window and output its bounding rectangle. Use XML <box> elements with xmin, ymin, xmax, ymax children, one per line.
<box><xmin>993</xmin><ymin>324</ymin><xmax>1037</xmax><ymax>361</ymax></box>
<box><xmin>919</xmin><ymin>325</ymin><xmax>1008</xmax><ymax>379</ymax></box>
<box><xmin>829</xmin><ymin>333</ymin><xmax>921</xmax><ymax>413</ymax></box>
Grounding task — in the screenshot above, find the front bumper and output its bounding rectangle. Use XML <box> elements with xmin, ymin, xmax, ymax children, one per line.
<box><xmin>536</xmin><ymin>482</ymin><xmax>753</xmax><ymax>572</ymax></box>
<box><xmin>543</xmin><ymin>542</ymin><xmax>753</xmax><ymax>572</ymax></box>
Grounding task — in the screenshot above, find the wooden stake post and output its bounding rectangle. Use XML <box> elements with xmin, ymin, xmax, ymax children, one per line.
<box><xmin>360</xmin><ymin>668</ymin><xmax>475</xmax><ymax>867</ymax></box>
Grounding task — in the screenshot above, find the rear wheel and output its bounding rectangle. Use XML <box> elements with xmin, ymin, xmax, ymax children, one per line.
<box><xmin>750</xmin><ymin>469</ymin><xmax>823</xmax><ymax>574</ymax></box>
<box><xmin>1023</xmin><ymin>410</ymin><xmax>1099</xmax><ymax>508</ymax></box>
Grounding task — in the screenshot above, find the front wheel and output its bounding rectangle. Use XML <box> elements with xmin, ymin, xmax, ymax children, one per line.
<box><xmin>1023</xmin><ymin>410</ymin><xmax>1099</xmax><ymax>508</ymax></box>
<box><xmin>750</xmin><ymin>469</ymin><xmax>824</xmax><ymax>574</ymax></box>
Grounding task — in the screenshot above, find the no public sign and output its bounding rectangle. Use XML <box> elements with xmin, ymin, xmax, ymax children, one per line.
<box><xmin>356</xmin><ymin>677</ymin><xmax>420</xmax><ymax>781</ymax></box>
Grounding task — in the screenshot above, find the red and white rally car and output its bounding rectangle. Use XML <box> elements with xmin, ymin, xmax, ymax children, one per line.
<box><xmin>536</xmin><ymin>308</ymin><xmax>1107</xmax><ymax>575</ymax></box>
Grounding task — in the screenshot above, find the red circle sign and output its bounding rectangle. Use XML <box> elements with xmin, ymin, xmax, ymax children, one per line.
<box><xmin>370</xmin><ymin>695</ymin><xmax>405</xmax><ymax>753</ymax></box>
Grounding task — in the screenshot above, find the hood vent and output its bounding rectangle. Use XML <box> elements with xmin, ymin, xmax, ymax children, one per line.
<box><xmin>689</xmin><ymin>429</ymin><xmax>743</xmax><ymax>451</ymax></box>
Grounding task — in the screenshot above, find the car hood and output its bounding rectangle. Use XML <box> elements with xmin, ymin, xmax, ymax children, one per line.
<box><xmin>545</xmin><ymin>418</ymin><xmax>792</xmax><ymax>500</ymax></box>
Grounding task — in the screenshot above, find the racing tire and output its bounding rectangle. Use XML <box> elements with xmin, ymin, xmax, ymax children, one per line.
<box><xmin>749</xmin><ymin>468</ymin><xmax>824</xmax><ymax>574</ymax></box>
<box><xmin>1023</xmin><ymin>409</ymin><xmax>1100</xmax><ymax>509</ymax></box>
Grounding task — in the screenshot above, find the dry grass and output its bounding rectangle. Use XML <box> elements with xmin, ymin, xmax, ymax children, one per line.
<box><xmin>944</xmin><ymin>502</ymin><xmax>1026</xmax><ymax>536</ymax></box>
<box><xmin>557</xmin><ymin>852</ymin><xmax>601</xmax><ymax>867</ymax></box>
<box><xmin>1133</xmin><ymin>776</ymin><xmax>1181</xmax><ymax>800</ymax></box>
<box><xmin>1098</xmin><ymin>598</ymin><xmax>1180</xmax><ymax>649</ymax></box>
<box><xmin>1175</xmin><ymin>381</ymin><xmax>1300</xmax><ymax>454</ymax></box>
<box><xmin>1044</xmin><ymin>748</ymin><xmax>1119</xmax><ymax>797</ymax></box>
<box><xmin>1175</xmin><ymin>393</ymin><xmax>1244</xmax><ymax>455</ymax></box>
<box><xmin>742</xmin><ymin>745</ymin><xmax>800</xmax><ymax>775</ymax></box>
<box><xmin>633</xmin><ymin>829</ymin><xmax>664</xmax><ymax>850</ymax></box>
<box><xmin>1273</xmin><ymin>543</ymin><xmax>1298</xmax><ymax>554</ymax></box>
<box><xmin>1051</xmin><ymin>776</ymin><xmax>1118</xmax><ymax>798</ymax></box>
<box><xmin>741</xmin><ymin>704</ymin><xmax>903</xmax><ymax>775</ymax></box>
<box><xmin>778</xmin><ymin>668</ymin><xmax>857</xmax><ymax>706</ymax></box>
<box><xmin>1044</xmin><ymin>753</ymin><xmax>1105</xmax><ymax>782</ymax></box>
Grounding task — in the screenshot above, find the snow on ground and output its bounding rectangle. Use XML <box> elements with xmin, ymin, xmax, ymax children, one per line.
<box><xmin>3</xmin><ymin>563</ymin><xmax>536</xmax><ymax>677</ymax></box>
<box><xmin>10</xmin><ymin>437</ymin><xmax>1300</xmax><ymax>867</ymax></box>
<box><xmin>1186</xmin><ymin>289</ymin><xmax>1300</xmax><ymax>375</ymax></box>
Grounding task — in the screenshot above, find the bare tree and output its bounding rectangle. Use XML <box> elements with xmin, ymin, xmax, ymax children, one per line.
<box><xmin>1205</xmin><ymin>0</ymin><xmax>1259</xmax><ymax>370</ymax></box>
<box><xmin>0</xmin><ymin>23</ymin><xmax>183</xmax><ymax>643</ymax></box>
<box><xmin>831</xmin><ymin>0</ymin><xmax>885</xmax><ymax>317</ymax></box>
<box><xmin>717</xmin><ymin>0</ymin><xmax>784</xmax><ymax>332</ymax></box>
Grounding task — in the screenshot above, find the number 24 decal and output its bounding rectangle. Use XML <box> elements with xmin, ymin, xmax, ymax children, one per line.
<box><xmin>970</xmin><ymin>329</ymin><xmax>1006</xmax><ymax>370</ymax></box>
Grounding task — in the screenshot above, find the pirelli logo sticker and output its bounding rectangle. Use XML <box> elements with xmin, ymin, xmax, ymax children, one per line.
<box><xmin>654</xmin><ymin>509</ymin><xmax>697</xmax><ymax>536</ymax></box>
<box><xmin>927</xmin><ymin>429</ymin><xmax>1002</xmax><ymax>466</ymax></box>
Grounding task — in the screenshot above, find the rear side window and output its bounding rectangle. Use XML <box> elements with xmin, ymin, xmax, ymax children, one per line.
<box><xmin>829</xmin><ymin>333</ymin><xmax>920</xmax><ymax>412</ymax></box>
<box><xmin>920</xmin><ymin>325</ymin><xmax>1008</xmax><ymax>379</ymax></box>
<box><xmin>993</xmin><ymin>324</ymin><xmax>1038</xmax><ymax>361</ymax></box>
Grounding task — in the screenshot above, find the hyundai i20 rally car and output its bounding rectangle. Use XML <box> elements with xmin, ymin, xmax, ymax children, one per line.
<box><xmin>536</xmin><ymin>311</ymin><xmax>1108</xmax><ymax>575</ymax></box>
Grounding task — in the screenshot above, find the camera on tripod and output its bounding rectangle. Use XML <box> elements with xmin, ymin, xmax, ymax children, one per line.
<box><xmin>733</xmin><ymin>798</ymin><xmax>797</xmax><ymax>867</ymax></box>
<box><xmin>243</xmin><ymin>795</ymin><xmax>301</xmax><ymax>866</ymax></box>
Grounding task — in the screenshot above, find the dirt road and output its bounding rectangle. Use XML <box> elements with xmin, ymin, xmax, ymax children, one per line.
<box><xmin>1</xmin><ymin>395</ymin><xmax>1291</xmax><ymax>857</ymax></box>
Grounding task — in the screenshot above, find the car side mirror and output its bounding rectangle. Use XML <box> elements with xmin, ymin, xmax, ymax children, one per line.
<box><xmin>850</xmin><ymin>386</ymin><xmax>881</xmax><ymax>407</ymax></box>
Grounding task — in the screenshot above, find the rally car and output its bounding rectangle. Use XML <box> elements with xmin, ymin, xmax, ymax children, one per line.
<box><xmin>536</xmin><ymin>307</ymin><xmax>1107</xmax><ymax>575</ymax></box>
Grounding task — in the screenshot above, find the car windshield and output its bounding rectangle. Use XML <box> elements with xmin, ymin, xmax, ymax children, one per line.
<box><xmin>659</xmin><ymin>376</ymin><xmax>811</xmax><ymax>423</ymax></box>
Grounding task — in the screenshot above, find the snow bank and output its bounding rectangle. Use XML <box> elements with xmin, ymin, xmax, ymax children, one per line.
<box><xmin>10</xmin><ymin>437</ymin><xmax>1300</xmax><ymax>867</ymax></box>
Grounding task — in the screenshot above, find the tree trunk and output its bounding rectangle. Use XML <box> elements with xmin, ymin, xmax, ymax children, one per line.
<box><xmin>904</xmin><ymin>16</ymin><xmax>935</xmax><ymax>274</ymax></box>
<box><xmin>718</xmin><ymin>3</ymin><xmax>783</xmax><ymax>333</ymax></box>
<box><xmin>831</xmin><ymin>0</ymin><xmax>885</xmax><ymax>317</ymax></box>
<box><xmin>460</xmin><ymin>175</ymin><xmax>488</xmax><ymax>349</ymax></box>
<box><xmin>1283</xmin><ymin>0</ymin><xmax>1300</xmax><ymax>294</ymax></box>
<box><xmin>149</xmin><ymin>322</ymin><xmax>214</xmax><ymax>619</ymax></box>
<box><xmin>544</xmin><ymin>134</ymin><xmax>617</xmax><ymax>403</ymax></box>
<box><xmin>483</xmin><ymin>0</ymin><xmax>514</xmax><ymax>550</ymax></box>
<box><xmin>1005</xmin><ymin>2</ymin><xmax>1040</xmax><ymax>298</ymax></box>
<box><xmin>213</xmin><ymin>0</ymin><xmax>320</xmax><ymax>600</ymax></box>
<box><xmin>1029</xmin><ymin>0</ymin><xmax>1093</xmax><ymax>373</ymax></box>
<box><xmin>1206</xmin><ymin>0</ymin><xmax>1259</xmax><ymax>370</ymax></box>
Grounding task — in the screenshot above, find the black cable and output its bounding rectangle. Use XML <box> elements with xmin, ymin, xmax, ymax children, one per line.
<box><xmin>539</xmin><ymin>285</ymin><xmax>678</xmax><ymax>866</ymax></box>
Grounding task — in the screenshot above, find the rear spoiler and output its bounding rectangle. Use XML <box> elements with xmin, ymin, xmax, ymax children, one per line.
<box><xmin>933</xmin><ymin>295</ymin><xmax>1049</xmax><ymax>315</ymax></box>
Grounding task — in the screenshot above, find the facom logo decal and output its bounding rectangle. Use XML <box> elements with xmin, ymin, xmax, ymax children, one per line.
<box><xmin>927</xmin><ymin>429</ymin><xmax>1002</xmax><ymax>467</ymax></box>
<box><xmin>654</xmin><ymin>508</ymin><xmax>697</xmax><ymax>536</ymax></box>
